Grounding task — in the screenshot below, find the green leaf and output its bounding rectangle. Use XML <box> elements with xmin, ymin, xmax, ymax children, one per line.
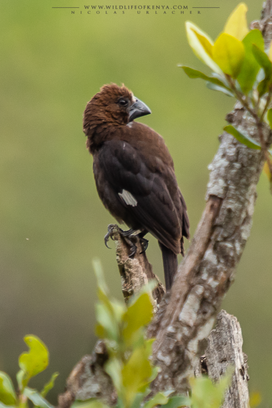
<box><xmin>252</xmin><ymin>44</ymin><xmax>272</xmax><ymax>79</ymax></box>
<box><xmin>213</xmin><ymin>33</ymin><xmax>245</xmax><ymax>78</ymax></box>
<box><xmin>71</xmin><ymin>399</ymin><xmax>109</xmax><ymax>408</ymax></box>
<box><xmin>121</xmin><ymin>344</ymin><xmax>153</xmax><ymax>406</ymax></box>
<box><xmin>223</xmin><ymin>3</ymin><xmax>249</xmax><ymax>41</ymax></box>
<box><xmin>249</xmin><ymin>391</ymin><xmax>262</xmax><ymax>408</ymax></box>
<box><xmin>267</xmin><ymin>108</ymin><xmax>272</xmax><ymax>129</ymax></box>
<box><xmin>18</xmin><ymin>335</ymin><xmax>49</xmax><ymax>389</ymax></box>
<box><xmin>206</xmin><ymin>82</ymin><xmax>234</xmax><ymax>96</ymax></box>
<box><xmin>40</xmin><ymin>372</ymin><xmax>59</xmax><ymax>397</ymax></box>
<box><xmin>190</xmin><ymin>376</ymin><xmax>222</xmax><ymax>408</ymax></box>
<box><xmin>211</xmin><ymin>72</ymin><xmax>231</xmax><ymax>88</ymax></box>
<box><xmin>16</xmin><ymin>370</ymin><xmax>24</xmax><ymax>391</ymax></box>
<box><xmin>94</xmin><ymin>259</ymin><xmax>125</xmax><ymax>342</ymax></box>
<box><xmin>0</xmin><ymin>403</ymin><xmax>15</xmax><ymax>408</ymax></box>
<box><xmin>130</xmin><ymin>393</ymin><xmax>146</xmax><ymax>408</ymax></box>
<box><xmin>185</xmin><ymin>22</ymin><xmax>222</xmax><ymax>74</ymax></box>
<box><xmin>97</xmin><ymin>287</ymin><xmax>124</xmax><ymax>322</ymax></box>
<box><xmin>237</xmin><ymin>29</ymin><xmax>264</xmax><ymax>94</ymax></box>
<box><xmin>179</xmin><ymin>66</ymin><xmax>231</xmax><ymax>90</ymax></box>
<box><xmin>142</xmin><ymin>338</ymin><xmax>155</xmax><ymax>358</ymax></box>
<box><xmin>107</xmin><ymin>299</ymin><xmax>125</xmax><ymax>323</ymax></box>
<box><xmin>23</xmin><ymin>387</ymin><xmax>54</xmax><ymax>408</ymax></box>
<box><xmin>257</xmin><ymin>77</ymin><xmax>270</xmax><ymax>97</ymax></box>
<box><xmin>105</xmin><ymin>357</ymin><xmax>122</xmax><ymax>393</ymax></box>
<box><xmin>95</xmin><ymin>323</ymin><xmax>106</xmax><ymax>339</ymax></box>
<box><xmin>95</xmin><ymin>303</ymin><xmax>119</xmax><ymax>342</ymax></box>
<box><xmin>143</xmin><ymin>392</ymin><xmax>169</xmax><ymax>408</ymax></box>
<box><xmin>160</xmin><ymin>395</ymin><xmax>191</xmax><ymax>408</ymax></box>
<box><xmin>149</xmin><ymin>365</ymin><xmax>160</xmax><ymax>384</ymax></box>
<box><xmin>269</xmin><ymin>41</ymin><xmax>272</xmax><ymax>62</ymax></box>
<box><xmin>224</xmin><ymin>125</ymin><xmax>261</xmax><ymax>150</ymax></box>
<box><xmin>0</xmin><ymin>373</ymin><xmax>17</xmax><ymax>406</ymax></box>
<box><xmin>190</xmin><ymin>367</ymin><xmax>233</xmax><ymax>408</ymax></box>
<box><xmin>122</xmin><ymin>292</ymin><xmax>153</xmax><ymax>345</ymax></box>
<box><xmin>92</xmin><ymin>258</ymin><xmax>108</xmax><ymax>295</ymax></box>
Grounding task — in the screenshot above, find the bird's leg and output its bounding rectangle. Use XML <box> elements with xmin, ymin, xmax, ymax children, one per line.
<box><xmin>119</xmin><ymin>228</ymin><xmax>143</xmax><ymax>258</ymax></box>
<box><xmin>138</xmin><ymin>230</ymin><xmax>149</xmax><ymax>254</ymax></box>
<box><xmin>104</xmin><ymin>224</ymin><xmax>139</xmax><ymax>254</ymax></box>
<box><xmin>119</xmin><ymin>228</ymin><xmax>139</xmax><ymax>238</ymax></box>
<box><xmin>121</xmin><ymin>228</ymin><xmax>149</xmax><ymax>256</ymax></box>
<box><xmin>104</xmin><ymin>225</ymin><xmax>147</xmax><ymax>258</ymax></box>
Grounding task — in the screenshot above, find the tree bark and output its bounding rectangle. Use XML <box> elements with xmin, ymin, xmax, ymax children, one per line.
<box><xmin>195</xmin><ymin>310</ymin><xmax>249</xmax><ymax>408</ymax></box>
<box><xmin>148</xmin><ymin>117</ymin><xmax>269</xmax><ymax>394</ymax></box>
<box><xmin>104</xmin><ymin>224</ymin><xmax>165</xmax><ymax>309</ymax></box>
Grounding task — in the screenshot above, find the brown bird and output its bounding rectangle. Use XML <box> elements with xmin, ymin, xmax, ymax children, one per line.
<box><xmin>83</xmin><ymin>84</ymin><xmax>189</xmax><ymax>290</ymax></box>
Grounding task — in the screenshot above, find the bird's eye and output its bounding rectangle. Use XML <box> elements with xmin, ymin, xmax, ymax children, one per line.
<box><xmin>118</xmin><ymin>98</ymin><xmax>128</xmax><ymax>107</ymax></box>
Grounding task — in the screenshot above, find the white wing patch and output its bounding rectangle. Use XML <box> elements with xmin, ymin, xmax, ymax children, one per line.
<box><xmin>118</xmin><ymin>189</ymin><xmax>137</xmax><ymax>207</ymax></box>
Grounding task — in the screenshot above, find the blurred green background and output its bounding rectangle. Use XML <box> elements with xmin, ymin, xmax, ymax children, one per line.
<box><xmin>0</xmin><ymin>0</ymin><xmax>271</xmax><ymax>405</ymax></box>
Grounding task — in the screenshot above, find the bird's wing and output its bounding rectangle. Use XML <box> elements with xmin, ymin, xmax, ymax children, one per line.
<box><xmin>98</xmin><ymin>139</ymin><xmax>183</xmax><ymax>253</ymax></box>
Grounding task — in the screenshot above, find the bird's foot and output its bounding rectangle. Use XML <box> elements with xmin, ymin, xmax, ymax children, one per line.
<box><xmin>120</xmin><ymin>228</ymin><xmax>143</xmax><ymax>258</ymax></box>
<box><xmin>104</xmin><ymin>224</ymin><xmax>119</xmax><ymax>249</ymax></box>
<box><xmin>121</xmin><ymin>229</ymin><xmax>149</xmax><ymax>257</ymax></box>
<box><xmin>139</xmin><ymin>237</ymin><xmax>149</xmax><ymax>254</ymax></box>
<box><xmin>104</xmin><ymin>225</ymin><xmax>147</xmax><ymax>258</ymax></box>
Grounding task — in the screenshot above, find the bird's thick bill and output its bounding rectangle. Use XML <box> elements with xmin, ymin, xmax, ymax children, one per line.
<box><xmin>129</xmin><ymin>98</ymin><xmax>151</xmax><ymax>122</ymax></box>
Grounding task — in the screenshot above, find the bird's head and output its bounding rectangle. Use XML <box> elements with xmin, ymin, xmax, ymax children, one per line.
<box><xmin>83</xmin><ymin>84</ymin><xmax>151</xmax><ymax>136</ymax></box>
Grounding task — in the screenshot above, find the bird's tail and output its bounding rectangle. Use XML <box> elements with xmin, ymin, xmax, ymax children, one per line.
<box><xmin>159</xmin><ymin>243</ymin><xmax>178</xmax><ymax>291</ymax></box>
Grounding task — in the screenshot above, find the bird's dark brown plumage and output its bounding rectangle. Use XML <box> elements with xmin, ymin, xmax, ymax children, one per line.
<box><xmin>83</xmin><ymin>84</ymin><xmax>189</xmax><ymax>290</ymax></box>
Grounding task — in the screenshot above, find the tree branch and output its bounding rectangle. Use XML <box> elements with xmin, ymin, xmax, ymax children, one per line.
<box><xmin>105</xmin><ymin>224</ymin><xmax>165</xmax><ymax>309</ymax></box>
<box><xmin>149</xmin><ymin>103</ymin><xmax>270</xmax><ymax>393</ymax></box>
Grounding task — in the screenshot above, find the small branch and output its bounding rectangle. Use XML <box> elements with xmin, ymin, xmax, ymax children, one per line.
<box><xmin>227</xmin><ymin>76</ymin><xmax>257</xmax><ymax>120</ymax></box>
<box><xmin>106</xmin><ymin>224</ymin><xmax>165</xmax><ymax>309</ymax></box>
<box><xmin>259</xmin><ymin>91</ymin><xmax>271</xmax><ymax>122</ymax></box>
<box><xmin>227</xmin><ymin>76</ymin><xmax>272</xmax><ymax>175</ymax></box>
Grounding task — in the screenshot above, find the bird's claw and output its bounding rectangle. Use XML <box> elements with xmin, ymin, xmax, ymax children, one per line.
<box><xmin>139</xmin><ymin>237</ymin><xmax>149</xmax><ymax>254</ymax></box>
<box><xmin>104</xmin><ymin>225</ymin><xmax>147</xmax><ymax>258</ymax></box>
<box><xmin>104</xmin><ymin>224</ymin><xmax>118</xmax><ymax>249</ymax></box>
<box><xmin>120</xmin><ymin>228</ymin><xmax>146</xmax><ymax>257</ymax></box>
<box><xmin>104</xmin><ymin>233</ymin><xmax>111</xmax><ymax>249</ymax></box>
<box><xmin>124</xmin><ymin>236</ymin><xmax>137</xmax><ymax>258</ymax></box>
